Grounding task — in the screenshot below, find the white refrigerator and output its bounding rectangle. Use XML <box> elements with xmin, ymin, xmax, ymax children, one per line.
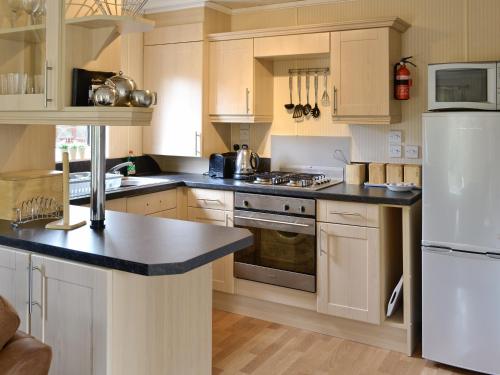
<box><xmin>422</xmin><ymin>112</ymin><xmax>500</xmax><ymax>375</ymax></box>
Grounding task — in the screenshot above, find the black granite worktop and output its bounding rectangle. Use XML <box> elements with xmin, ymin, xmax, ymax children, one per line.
<box><xmin>71</xmin><ymin>173</ymin><xmax>421</xmax><ymax>206</ymax></box>
<box><xmin>0</xmin><ymin>206</ymin><xmax>252</xmax><ymax>276</ymax></box>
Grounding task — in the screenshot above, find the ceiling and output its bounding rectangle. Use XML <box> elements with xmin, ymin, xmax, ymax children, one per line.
<box><xmin>211</xmin><ymin>0</ymin><xmax>306</xmax><ymax>9</ymax></box>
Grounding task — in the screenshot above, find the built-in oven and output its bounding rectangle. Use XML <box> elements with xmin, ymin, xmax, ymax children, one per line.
<box><xmin>428</xmin><ymin>62</ymin><xmax>500</xmax><ymax>111</ymax></box>
<box><xmin>233</xmin><ymin>192</ymin><xmax>316</xmax><ymax>293</ymax></box>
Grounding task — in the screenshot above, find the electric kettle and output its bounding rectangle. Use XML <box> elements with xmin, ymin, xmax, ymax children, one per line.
<box><xmin>234</xmin><ymin>144</ymin><xmax>260</xmax><ymax>180</ymax></box>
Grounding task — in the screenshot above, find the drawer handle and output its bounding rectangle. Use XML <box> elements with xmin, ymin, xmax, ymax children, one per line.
<box><xmin>198</xmin><ymin>198</ymin><xmax>221</xmax><ymax>203</ymax></box>
<box><xmin>329</xmin><ymin>211</ymin><xmax>362</xmax><ymax>217</ymax></box>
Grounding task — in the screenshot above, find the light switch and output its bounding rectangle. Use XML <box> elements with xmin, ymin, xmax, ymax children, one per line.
<box><xmin>405</xmin><ymin>145</ymin><xmax>419</xmax><ymax>159</ymax></box>
<box><xmin>389</xmin><ymin>144</ymin><xmax>402</xmax><ymax>158</ymax></box>
<box><xmin>388</xmin><ymin>130</ymin><xmax>402</xmax><ymax>144</ymax></box>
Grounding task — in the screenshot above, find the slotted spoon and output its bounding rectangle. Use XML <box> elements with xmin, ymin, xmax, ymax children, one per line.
<box><xmin>303</xmin><ymin>72</ymin><xmax>312</xmax><ymax>116</ymax></box>
<box><xmin>293</xmin><ymin>74</ymin><xmax>303</xmax><ymax>119</ymax></box>
<box><xmin>312</xmin><ymin>73</ymin><xmax>320</xmax><ymax>118</ymax></box>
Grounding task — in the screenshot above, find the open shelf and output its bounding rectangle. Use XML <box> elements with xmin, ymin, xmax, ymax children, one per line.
<box><xmin>384</xmin><ymin>306</ymin><xmax>405</xmax><ymax>329</ymax></box>
<box><xmin>0</xmin><ymin>24</ymin><xmax>45</xmax><ymax>43</ymax></box>
<box><xmin>65</xmin><ymin>15</ymin><xmax>154</xmax><ymax>34</ymax></box>
<box><xmin>0</xmin><ymin>106</ymin><xmax>153</xmax><ymax>127</ymax></box>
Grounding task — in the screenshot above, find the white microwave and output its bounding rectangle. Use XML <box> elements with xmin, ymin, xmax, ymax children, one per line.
<box><xmin>428</xmin><ymin>62</ymin><xmax>500</xmax><ymax>111</ymax></box>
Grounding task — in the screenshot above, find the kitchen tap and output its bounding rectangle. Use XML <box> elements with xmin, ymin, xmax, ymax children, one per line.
<box><xmin>107</xmin><ymin>161</ymin><xmax>134</xmax><ymax>175</ymax></box>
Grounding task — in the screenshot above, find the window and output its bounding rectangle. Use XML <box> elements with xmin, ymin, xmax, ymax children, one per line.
<box><xmin>55</xmin><ymin>125</ymin><xmax>90</xmax><ymax>162</ymax></box>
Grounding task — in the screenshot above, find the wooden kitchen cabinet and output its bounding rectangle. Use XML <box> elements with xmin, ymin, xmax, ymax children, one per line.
<box><xmin>143</xmin><ymin>41</ymin><xmax>203</xmax><ymax>157</ymax></box>
<box><xmin>317</xmin><ymin>222</ymin><xmax>381</xmax><ymax>324</ymax></box>
<box><xmin>126</xmin><ymin>190</ymin><xmax>177</xmax><ymax>216</ymax></box>
<box><xmin>330</xmin><ymin>27</ymin><xmax>402</xmax><ymax>124</ymax></box>
<box><xmin>209</xmin><ymin>38</ymin><xmax>273</xmax><ymax>123</ymax></box>
<box><xmin>0</xmin><ymin>246</ymin><xmax>29</xmax><ymax>332</ymax></box>
<box><xmin>30</xmin><ymin>254</ymin><xmax>110</xmax><ymax>375</ymax></box>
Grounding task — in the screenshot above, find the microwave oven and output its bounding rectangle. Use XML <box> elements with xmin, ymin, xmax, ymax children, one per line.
<box><xmin>428</xmin><ymin>62</ymin><xmax>500</xmax><ymax>111</ymax></box>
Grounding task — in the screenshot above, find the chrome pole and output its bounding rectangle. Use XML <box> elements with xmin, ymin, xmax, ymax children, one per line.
<box><xmin>90</xmin><ymin>126</ymin><xmax>106</xmax><ymax>229</ymax></box>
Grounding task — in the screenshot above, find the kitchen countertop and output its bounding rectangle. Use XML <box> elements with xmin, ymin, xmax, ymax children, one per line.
<box><xmin>71</xmin><ymin>173</ymin><xmax>421</xmax><ymax>206</ymax></box>
<box><xmin>0</xmin><ymin>206</ymin><xmax>252</xmax><ymax>276</ymax></box>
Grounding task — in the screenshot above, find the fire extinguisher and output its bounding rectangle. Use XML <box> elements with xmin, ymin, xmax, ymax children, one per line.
<box><xmin>394</xmin><ymin>56</ymin><xmax>416</xmax><ymax>100</ymax></box>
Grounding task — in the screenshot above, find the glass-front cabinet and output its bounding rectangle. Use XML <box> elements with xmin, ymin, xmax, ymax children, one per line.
<box><xmin>0</xmin><ymin>0</ymin><xmax>61</xmax><ymax>110</ymax></box>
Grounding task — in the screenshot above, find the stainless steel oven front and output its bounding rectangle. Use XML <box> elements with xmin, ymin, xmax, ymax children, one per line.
<box><xmin>233</xmin><ymin>192</ymin><xmax>316</xmax><ymax>292</ymax></box>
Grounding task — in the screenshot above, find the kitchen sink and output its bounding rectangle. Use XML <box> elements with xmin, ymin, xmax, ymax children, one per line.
<box><xmin>119</xmin><ymin>176</ymin><xmax>172</xmax><ymax>188</ymax></box>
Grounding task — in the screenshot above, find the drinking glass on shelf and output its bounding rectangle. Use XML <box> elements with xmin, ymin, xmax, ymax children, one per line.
<box><xmin>7</xmin><ymin>73</ymin><xmax>19</xmax><ymax>94</ymax></box>
<box><xmin>34</xmin><ymin>74</ymin><xmax>43</xmax><ymax>94</ymax></box>
<box><xmin>26</xmin><ymin>75</ymin><xmax>35</xmax><ymax>94</ymax></box>
<box><xmin>20</xmin><ymin>73</ymin><xmax>28</xmax><ymax>94</ymax></box>
<box><xmin>0</xmin><ymin>74</ymin><xmax>8</xmax><ymax>95</ymax></box>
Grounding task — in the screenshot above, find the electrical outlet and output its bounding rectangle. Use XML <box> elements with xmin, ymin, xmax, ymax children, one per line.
<box><xmin>405</xmin><ymin>145</ymin><xmax>419</xmax><ymax>159</ymax></box>
<box><xmin>389</xmin><ymin>144</ymin><xmax>402</xmax><ymax>158</ymax></box>
<box><xmin>388</xmin><ymin>130</ymin><xmax>402</xmax><ymax>144</ymax></box>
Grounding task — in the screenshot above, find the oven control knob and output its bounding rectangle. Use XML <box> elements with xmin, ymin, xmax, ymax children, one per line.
<box><xmin>300</xmin><ymin>206</ymin><xmax>306</xmax><ymax>213</ymax></box>
<box><xmin>283</xmin><ymin>204</ymin><xmax>290</xmax><ymax>211</ymax></box>
<box><xmin>243</xmin><ymin>200</ymin><xmax>249</xmax><ymax>207</ymax></box>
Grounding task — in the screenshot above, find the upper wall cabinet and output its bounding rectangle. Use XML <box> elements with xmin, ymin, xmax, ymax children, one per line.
<box><xmin>209</xmin><ymin>39</ymin><xmax>273</xmax><ymax>123</ymax></box>
<box><xmin>0</xmin><ymin>0</ymin><xmax>61</xmax><ymax>111</ymax></box>
<box><xmin>331</xmin><ymin>27</ymin><xmax>402</xmax><ymax>125</ymax></box>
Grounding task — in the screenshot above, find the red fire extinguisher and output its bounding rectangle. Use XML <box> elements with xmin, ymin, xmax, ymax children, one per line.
<box><xmin>394</xmin><ymin>56</ymin><xmax>416</xmax><ymax>100</ymax></box>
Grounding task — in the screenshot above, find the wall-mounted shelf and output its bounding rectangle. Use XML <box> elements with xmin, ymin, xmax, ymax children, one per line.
<box><xmin>65</xmin><ymin>15</ymin><xmax>154</xmax><ymax>34</ymax></box>
<box><xmin>0</xmin><ymin>24</ymin><xmax>45</xmax><ymax>43</ymax></box>
<box><xmin>0</xmin><ymin>106</ymin><xmax>153</xmax><ymax>127</ymax></box>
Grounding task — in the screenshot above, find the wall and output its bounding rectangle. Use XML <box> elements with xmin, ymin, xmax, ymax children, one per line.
<box><xmin>229</xmin><ymin>0</ymin><xmax>500</xmax><ymax>163</ymax></box>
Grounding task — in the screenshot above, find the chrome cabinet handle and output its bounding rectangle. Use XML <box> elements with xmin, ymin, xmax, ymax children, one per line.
<box><xmin>329</xmin><ymin>211</ymin><xmax>362</xmax><ymax>217</ymax></box>
<box><xmin>197</xmin><ymin>198</ymin><xmax>221</xmax><ymax>203</ymax></box>
<box><xmin>234</xmin><ymin>215</ymin><xmax>310</xmax><ymax>227</ymax></box>
<box><xmin>194</xmin><ymin>131</ymin><xmax>201</xmax><ymax>156</ymax></box>
<box><xmin>333</xmin><ymin>86</ymin><xmax>337</xmax><ymax>114</ymax></box>
<box><xmin>245</xmin><ymin>88</ymin><xmax>250</xmax><ymax>114</ymax></box>
<box><xmin>28</xmin><ymin>265</ymin><xmax>44</xmax><ymax>314</ymax></box>
<box><xmin>319</xmin><ymin>228</ymin><xmax>328</xmax><ymax>256</ymax></box>
<box><xmin>44</xmin><ymin>61</ymin><xmax>53</xmax><ymax>108</ymax></box>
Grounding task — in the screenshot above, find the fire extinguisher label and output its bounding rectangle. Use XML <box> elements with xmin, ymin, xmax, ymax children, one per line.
<box><xmin>396</xmin><ymin>85</ymin><xmax>410</xmax><ymax>100</ymax></box>
<box><xmin>396</xmin><ymin>75</ymin><xmax>410</xmax><ymax>80</ymax></box>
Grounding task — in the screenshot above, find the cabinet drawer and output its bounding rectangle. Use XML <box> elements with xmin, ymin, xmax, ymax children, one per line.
<box><xmin>187</xmin><ymin>189</ymin><xmax>233</xmax><ymax>211</ymax></box>
<box><xmin>106</xmin><ymin>198</ymin><xmax>127</xmax><ymax>212</ymax></box>
<box><xmin>188</xmin><ymin>207</ymin><xmax>229</xmax><ymax>226</ymax></box>
<box><xmin>127</xmin><ymin>190</ymin><xmax>177</xmax><ymax>215</ymax></box>
<box><xmin>317</xmin><ymin>200</ymin><xmax>379</xmax><ymax>227</ymax></box>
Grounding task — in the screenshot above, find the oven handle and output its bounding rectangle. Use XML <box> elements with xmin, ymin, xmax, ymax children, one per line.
<box><xmin>233</xmin><ymin>215</ymin><xmax>311</xmax><ymax>228</ymax></box>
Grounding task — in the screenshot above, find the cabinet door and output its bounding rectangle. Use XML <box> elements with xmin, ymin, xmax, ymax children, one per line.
<box><xmin>209</xmin><ymin>39</ymin><xmax>254</xmax><ymax>116</ymax></box>
<box><xmin>331</xmin><ymin>28</ymin><xmax>390</xmax><ymax>118</ymax></box>
<box><xmin>0</xmin><ymin>246</ymin><xmax>29</xmax><ymax>332</ymax></box>
<box><xmin>30</xmin><ymin>255</ymin><xmax>110</xmax><ymax>375</ymax></box>
<box><xmin>188</xmin><ymin>208</ymin><xmax>235</xmax><ymax>294</ymax></box>
<box><xmin>0</xmin><ymin>0</ymin><xmax>60</xmax><ymax>110</ymax></box>
<box><xmin>143</xmin><ymin>42</ymin><xmax>203</xmax><ymax>157</ymax></box>
<box><xmin>317</xmin><ymin>223</ymin><xmax>380</xmax><ymax>324</ymax></box>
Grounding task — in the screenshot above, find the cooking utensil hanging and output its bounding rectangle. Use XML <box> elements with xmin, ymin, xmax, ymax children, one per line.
<box><xmin>312</xmin><ymin>73</ymin><xmax>320</xmax><ymax>118</ymax></box>
<box><xmin>321</xmin><ymin>71</ymin><xmax>330</xmax><ymax>106</ymax></box>
<box><xmin>293</xmin><ymin>74</ymin><xmax>303</xmax><ymax>119</ymax></box>
<box><xmin>284</xmin><ymin>72</ymin><xmax>294</xmax><ymax>111</ymax></box>
<box><xmin>303</xmin><ymin>72</ymin><xmax>312</xmax><ymax>116</ymax></box>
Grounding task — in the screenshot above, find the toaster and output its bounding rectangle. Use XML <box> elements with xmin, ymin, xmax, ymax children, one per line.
<box><xmin>209</xmin><ymin>153</ymin><xmax>236</xmax><ymax>178</ymax></box>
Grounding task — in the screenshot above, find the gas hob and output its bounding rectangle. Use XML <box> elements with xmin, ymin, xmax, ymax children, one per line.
<box><xmin>245</xmin><ymin>171</ymin><xmax>343</xmax><ymax>191</ymax></box>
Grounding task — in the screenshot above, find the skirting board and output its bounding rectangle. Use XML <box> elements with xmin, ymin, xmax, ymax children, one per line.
<box><xmin>213</xmin><ymin>291</ymin><xmax>409</xmax><ymax>355</ymax></box>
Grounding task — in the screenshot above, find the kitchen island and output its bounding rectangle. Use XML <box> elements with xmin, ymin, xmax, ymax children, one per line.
<box><xmin>0</xmin><ymin>206</ymin><xmax>253</xmax><ymax>375</ymax></box>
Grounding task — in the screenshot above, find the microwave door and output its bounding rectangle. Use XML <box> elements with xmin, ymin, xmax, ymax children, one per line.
<box><xmin>428</xmin><ymin>63</ymin><xmax>497</xmax><ymax>110</ymax></box>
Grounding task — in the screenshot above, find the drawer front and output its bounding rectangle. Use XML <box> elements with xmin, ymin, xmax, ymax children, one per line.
<box><xmin>188</xmin><ymin>207</ymin><xmax>228</xmax><ymax>227</ymax></box>
<box><xmin>187</xmin><ymin>188</ymin><xmax>233</xmax><ymax>211</ymax></box>
<box><xmin>127</xmin><ymin>190</ymin><xmax>176</xmax><ymax>215</ymax></box>
<box><xmin>317</xmin><ymin>200</ymin><xmax>379</xmax><ymax>227</ymax></box>
<box><xmin>106</xmin><ymin>198</ymin><xmax>127</xmax><ymax>213</ymax></box>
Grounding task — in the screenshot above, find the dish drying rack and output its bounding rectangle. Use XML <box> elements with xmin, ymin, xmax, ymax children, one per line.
<box><xmin>70</xmin><ymin>172</ymin><xmax>122</xmax><ymax>198</ymax></box>
<box><xmin>65</xmin><ymin>0</ymin><xmax>150</xmax><ymax>17</ymax></box>
<box><xmin>11</xmin><ymin>197</ymin><xmax>63</xmax><ymax>228</ymax></box>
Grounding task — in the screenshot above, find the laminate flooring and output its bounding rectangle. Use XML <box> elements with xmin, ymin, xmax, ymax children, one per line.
<box><xmin>212</xmin><ymin>309</ymin><xmax>479</xmax><ymax>375</ymax></box>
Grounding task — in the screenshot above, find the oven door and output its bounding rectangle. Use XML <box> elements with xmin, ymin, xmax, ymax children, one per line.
<box><xmin>233</xmin><ymin>210</ymin><xmax>316</xmax><ymax>292</ymax></box>
<box><xmin>428</xmin><ymin>63</ymin><xmax>498</xmax><ymax>111</ymax></box>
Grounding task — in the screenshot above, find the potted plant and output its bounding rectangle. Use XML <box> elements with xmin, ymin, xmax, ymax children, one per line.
<box><xmin>57</xmin><ymin>143</ymin><xmax>68</xmax><ymax>160</ymax></box>
<box><xmin>69</xmin><ymin>143</ymin><xmax>78</xmax><ymax>160</ymax></box>
<box><xmin>77</xmin><ymin>143</ymin><xmax>87</xmax><ymax>160</ymax></box>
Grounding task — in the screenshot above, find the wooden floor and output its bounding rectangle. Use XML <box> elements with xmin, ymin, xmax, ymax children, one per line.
<box><xmin>213</xmin><ymin>309</ymin><xmax>479</xmax><ymax>375</ymax></box>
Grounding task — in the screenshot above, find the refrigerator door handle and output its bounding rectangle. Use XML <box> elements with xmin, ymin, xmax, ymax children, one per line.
<box><xmin>423</xmin><ymin>246</ymin><xmax>453</xmax><ymax>254</ymax></box>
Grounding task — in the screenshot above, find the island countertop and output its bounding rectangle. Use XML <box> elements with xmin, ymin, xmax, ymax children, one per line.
<box><xmin>0</xmin><ymin>206</ymin><xmax>253</xmax><ymax>276</ymax></box>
